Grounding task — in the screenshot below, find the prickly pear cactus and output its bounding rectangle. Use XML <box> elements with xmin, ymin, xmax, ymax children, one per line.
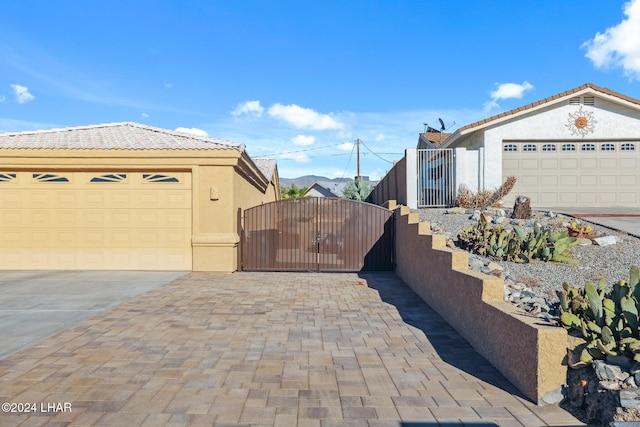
<box><xmin>457</xmin><ymin>214</ymin><xmax>579</xmax><ymax>264</ymax></box>
<box><xmin>558</xmin><ymin>266</ymin><xmax>640</xmax><ymax>364</ymax></box>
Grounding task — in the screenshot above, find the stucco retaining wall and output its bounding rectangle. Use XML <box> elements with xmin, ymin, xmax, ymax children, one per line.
<box><xmin>393</xmin><ymin>205</ymin><xmax>567</xmax><ymax>403</ymax></box>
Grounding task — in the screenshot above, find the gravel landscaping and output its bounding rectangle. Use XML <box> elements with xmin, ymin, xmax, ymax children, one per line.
<box><xmin>414</xmin><ymin>207</ymin><xmax>640</xmax><ymax>305</ymax></box>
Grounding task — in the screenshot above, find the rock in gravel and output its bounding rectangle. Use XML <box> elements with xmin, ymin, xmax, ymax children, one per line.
<box><xmin>620</xmin><ymin>389</ymin><xmax>640</xmax><ymax>409</ymax></box>
<box><xmin>606</xmin><ymin>355</ymin><xmax>634</xmax><ymax>371</ymax></box>
<box><xmin>594</xmin><ymin>360</ymin><xmax>628</xmax><ymax>381</ymax></box>
<box><xmin>599</xmin><ymin>380</ymin><xmax>622</xmax><ymax>391</ymax></box>
<box><xmin>576</xmin><ymin>238</ymin><xmax>593</xmax><ymax>246</ymax></box>
<box><xmin>469</xmin><ymin>257</ymin><xmax>484</xmax><ymax>271</ymax></box>
<box><xmin>593</xmin><ymin>235</ymin><xmax>619</xmax><ymax>246</ymax></box>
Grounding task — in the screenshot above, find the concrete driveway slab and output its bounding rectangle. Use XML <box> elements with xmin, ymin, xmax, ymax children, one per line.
<box><xmin>0</xmin><ymin>272</ymin><xmax>582</xmax><ymax>426</ymax></box>
<box><xmin>0</xmin><ymin>270</ymin><xmax>187</xmax><ymax>360</ymax></box>
<box><xmin>547</xmin><ymin>207</ymin><xmax>640</xmax><ymax>238</ymax></box>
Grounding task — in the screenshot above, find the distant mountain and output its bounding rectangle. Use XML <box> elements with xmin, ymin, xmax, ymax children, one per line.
<box><xmin>279</xmin><ymin>175</ymin><xmax>352</xmax><ymax>189</ymax></box>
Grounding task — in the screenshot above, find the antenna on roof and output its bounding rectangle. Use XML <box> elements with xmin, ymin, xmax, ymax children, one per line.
<box><xmin>438</xmin><ymin>118</ymin><xmax>445</xmax><ymax>131</ymax></box>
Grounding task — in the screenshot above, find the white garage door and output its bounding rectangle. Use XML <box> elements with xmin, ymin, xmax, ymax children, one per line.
<box><xmin>0</xmin><ymin>171</ymin><xmax>192</xmax><ymax>270</ymax></box>
<box><xmin>502</xmin><ymin>141</ymin><xmax>640</xmax><ymax>208</ymax></box>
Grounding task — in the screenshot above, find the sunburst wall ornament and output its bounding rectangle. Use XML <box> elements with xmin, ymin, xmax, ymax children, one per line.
<box><xmin>565</xmin><ymin>107</ymin><xmax>596</xmax><ymax>138</ymax></box>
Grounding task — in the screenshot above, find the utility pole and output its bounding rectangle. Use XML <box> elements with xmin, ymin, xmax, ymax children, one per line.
<box><xmin>356</xmin><ymin>138</ymin><xmax>361</xmax><ymax>183</ymax></box>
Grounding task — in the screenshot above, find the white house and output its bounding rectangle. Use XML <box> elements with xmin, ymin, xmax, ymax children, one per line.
<box><xmin>417</xmin><ymin>83</ymin><xmax>640</xmax><ymax>208</ymax></box>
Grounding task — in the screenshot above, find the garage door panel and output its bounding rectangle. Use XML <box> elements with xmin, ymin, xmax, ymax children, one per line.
<box><xmin>0</xmin><ymin>190</ymin><xmax>22</xmax><ymax>205</ymax></box>
<box><xmin>541</xmin><ymin>159</ymin><xmax>558</xmax><ymax>169</ymax></box>
<box><xmin>539</xmin><ymin>193</ymin><xmax>558</xmax><ymax>203</ymax></box>
<box><xmin>599</xmin><ymin>193</ymin><xmax>617</xmax><ymax>203</ymax></box>
<box><xmin>599</xmin><ymin>175</ymin><xmax>617</xmax><ymax>186</ymax></box>
<box><xmin>620</xmin><ymin>176</ymin><xmax>637</xmax><ymax>186</ymax></box>
<box><xmin>580</xmin><ymin>175</ymin><xmax>597</xmax><ymax>186</ymax></box>
<box><xmin>1</xmin><ymin>210</ymin><xmax>23</xmax><ymax>226</ymax></box>
<box><xmin>0</xmin><ymin>171</ymin><xmax>192</xmax><ymax>270</ymax></box>
<box><xmin>503</xmin><ymin>159</ymin><xmax>519</xmax><ymax>169</ymax></box>
<box><xmin>619</xmin><ymin>193</ymin><xmax>637</xmax><ymax>203</ymax></box>
<box><xmin>579</xmin><ymin>193</ymin><xmax>597</xmax><ymax>203</ymax></box>
<box><xmin>503</xmin><ymin>141</ymin><xmax>640</xmax><ymax>207</ymax></box>
<box><xmin>559</xmin><ymin>176</ymin><xmax>577</xmax><ymax>186</ymax></box>
<box><xmin>559</xmin><ymin>193</ymin><xmax>578</xmax><ymax>203</ymax></box>
<box><xmin>560</xmin><ymin>159</ymin><xmax>578</xmax><ymax>168</ymax></box>
<box><xmin>520</xmin><ymin>176</ymin><xmax>539</xmax><ymax>186</ymax></box>
<box><xmin>600</xmin><ymin>159</ymin><xmax>617</xmax><ymax>169</ymax></box>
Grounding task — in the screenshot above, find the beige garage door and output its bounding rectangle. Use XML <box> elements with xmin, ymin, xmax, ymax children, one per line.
<box><xmin>0</xmin><ymin>171</ymin><xmax>192</xmax><ymax>270</ymax></box>
<box><xmin>502</xmin><ymin>141</ymin><xmax>640</xmax><ymax>207</ymax></box>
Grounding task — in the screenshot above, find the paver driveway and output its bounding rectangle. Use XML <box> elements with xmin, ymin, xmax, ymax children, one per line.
<box><xmin>0</xmin><ymin>272</ymin><xmax>582</xmax><ymax>426</ymax></box>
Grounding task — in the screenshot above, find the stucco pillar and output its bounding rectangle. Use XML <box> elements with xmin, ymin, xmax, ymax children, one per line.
<box><xmin>405</xmin><ymin>148</ymin><xmax>417</xmax><ymax>209</ymax></box>
<box><xmin>191</xmin><ymin>165</ymin><xmax>239</xmax><ymax>272</ymax></box>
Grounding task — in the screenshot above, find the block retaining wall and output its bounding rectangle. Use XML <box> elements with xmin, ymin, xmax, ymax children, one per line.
<box><xmin>392</xmin><ymin>204</ymin><xmax>567</xmax><ymax>403</ymax></box>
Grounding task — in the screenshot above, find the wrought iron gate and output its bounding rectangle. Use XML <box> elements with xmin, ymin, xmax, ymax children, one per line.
<box><xmin>241</xmin><ymin>198</ymin><xmax>393</xmax><ymax>272</ymax></box>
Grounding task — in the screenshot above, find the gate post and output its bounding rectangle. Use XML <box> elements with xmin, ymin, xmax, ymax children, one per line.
<box><xmin>405</xmin><ymin>148</ymin><xmax>418</xmax><ymax>209</ymax></box>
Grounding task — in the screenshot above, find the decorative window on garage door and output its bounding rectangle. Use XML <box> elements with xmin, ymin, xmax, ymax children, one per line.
<box><xmin>142</xmin><ymin>173</ymin><xmax>180</xmax><ymax>183</ymax></box>
<box><xmin>0</xmin><ymin>173</ymin><xmax>16</xmax><ymax>182</ymax></box>
<box><xmin>32</xmin><ymin>173</ymin><xmax>69</xmax><ymax>182</ymax></box>
<box><xmin>522</xmin><ymin>144</ymin><xmax>537</xmax><ymax>152</ymax></box>
<box><xmin>90</xmin><ymin>173</ymin><xmax>127</xmax><ymax>183</ymax></box>
<box><xmin>561</xmin><ymin>143</ymin><xmax>576</xmax><ymax>151</ymax></box>
<box><xmin>581</xmin><ymin>143</ymin><xmax>595</xmax><ymax>151</ymax></box>
<box><xmin>621</xmin><ymin>143</ymin><xmax>636</xmax><ymax>151</ymax></box>
<box><xmin>503</xmin><ymin>144</ymin><xmax>517</xmax><ymax>152</ymax></box>
<box><xmin>600</xmin><ymin>143</ymin><xmax>615</xmax><ymax>151</ymax></box>
<box><xmin>542</xmin><ymin>144</ymin><xmax>556</xmax><ymax>152</ymax></box>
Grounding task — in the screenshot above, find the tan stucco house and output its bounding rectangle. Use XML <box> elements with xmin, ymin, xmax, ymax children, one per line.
<box><xmin>0</xmin><ymin>122</ymin><xmax>279</xmax><ymax>272</ymax></box>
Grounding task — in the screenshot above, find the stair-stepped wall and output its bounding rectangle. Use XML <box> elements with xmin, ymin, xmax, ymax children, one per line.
<box><xmin>393</xmin><ymin>204</ymin><xmax>567</xmax><ymax>403</ymax></box>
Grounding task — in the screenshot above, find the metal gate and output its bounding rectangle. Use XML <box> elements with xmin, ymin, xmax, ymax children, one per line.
<box><xmin>241</xmin><ymin>198</ymin><xmax>393</xmax><ymax>272</ymax></box>
<box><xmin>417</xmin><ymin>148</ymin><xmax>455</xmax><ymax>207</ymax></box>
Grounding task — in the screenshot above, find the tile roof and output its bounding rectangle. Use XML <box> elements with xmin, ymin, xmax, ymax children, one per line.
<box><xmin>0</xmin><ymin>122</ymin><xmax>244</xmax><ymax>151</ymax></box>
<box><xmin>458</xmin><ymin>83</ymin><xmax>640</xmax><ymax>133</ymax></box>
<box><xmin>252</xmin><ymin>158</ymin><xmax>277</xmax><ymax>182</ymax></box>
<box><xmin>419</xmin><ymin>131</ymin><xmax>453</xmax><ymax>147</ymax></box>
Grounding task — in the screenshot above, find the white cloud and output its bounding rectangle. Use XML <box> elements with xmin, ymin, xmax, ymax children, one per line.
<box><xmin>141</xmin><ymin>113</ymin><xmax>149</xmax><ymax>118</ymax></box>
<box><xmin>582</xmin><ymin>0</ymin><xmax>640</xmax><ymax>80</ymax></box>
<box><xmin>0</xmin><ymin>96</ymin><xmax>5</xmax><ymax>102</ymax></box>
<box><xmin>231</xmin><ymin>100</ymin><xmax>264</xmax><ymax>117</ymax></box>
<box><xmin>371</xmin><ymin>132</ymin><xmax>385</xmax><ymax>141</ymax></box>
<box><xmin>338</xmin><ymin>142</ymin><xmax>354</xmax><ymax>151</ymax></box>
<box><xmin>279</xmin><ymin>151</ymin><xmax>310</xmax><ymax>162</ymax></box>
<box><xmin>175</xmin><ymin>127</ymin><xmax>209</xmax><ymax>137</ymax></box>
<box><xmin>484</xmin><ymin>81</ymin><xmax>534</xmax><ymax>111</ymax></box>
<box><xmin>10</xmin><ymin>84</ymin><xmax>34</xmax><ymax>104</ymax></box>
<box><xmin>292</xmin><ymin>134</ymin><xmax>315</xmax><ymax>146</ymax></box>
<box><xmin>268</xmin><ymin>103</ymin><xmax>344</xmax><ymax>130</ymax></box>
<box><xmin>164</xmin><ymin>82</ymin><xmax>173</xmax><ymax>89</ymax></box>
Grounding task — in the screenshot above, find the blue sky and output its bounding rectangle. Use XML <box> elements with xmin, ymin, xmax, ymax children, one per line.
<box><xmin>1</xmin><ymin>1</ymin><xmax>639</xmax><ymax>181</ymax></box>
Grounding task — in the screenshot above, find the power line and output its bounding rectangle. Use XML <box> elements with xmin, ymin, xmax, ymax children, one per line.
<box><xmin>340</xmin><ymin>141</ymin><xmax>357</xmax><ymax>181</ymax></box>
<box><xmin>359</xmin><ymin>140</ymin><xmax>395</xmax><ymax>164</ymax></box>
<box><xmin>256</xmin><ymin>142</ymin><xmax>345</xmax><ymax>157</ymax></box>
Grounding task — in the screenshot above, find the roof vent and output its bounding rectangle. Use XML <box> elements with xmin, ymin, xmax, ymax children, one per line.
<box><xmin>569</xmin><ymin>97</ymin><xmax>581</xmax><ymax>105</ymax></box>
<box><xmin>583</xmin><ymin>96</ymin><xmax>595</xmax><ymax>106</ymax></box>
